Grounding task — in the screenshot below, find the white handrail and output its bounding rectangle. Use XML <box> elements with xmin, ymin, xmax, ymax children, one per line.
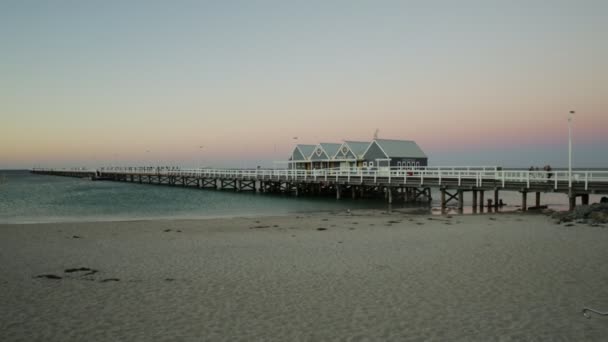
<box><xmin>33</xmin><ymin>166</ymin><xmax>608</xmax><ymax>189</ymax></box>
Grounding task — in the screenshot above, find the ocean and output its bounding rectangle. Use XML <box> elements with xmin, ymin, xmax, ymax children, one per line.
<box><xmin>1</xmin><ymin>170</ymin><xmax>603</xmax><ymax>224</ymax></box>
<box><xmin>0</xmin><ymin>170</ymin><xmax>387</xmax><ymax>224</ymax></box>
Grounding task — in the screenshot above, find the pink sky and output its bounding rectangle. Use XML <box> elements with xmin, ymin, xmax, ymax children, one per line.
<box><xmin>1</xmin><ymin>1</ymin><xmax>607</xmax><ymax>169</ymax></box>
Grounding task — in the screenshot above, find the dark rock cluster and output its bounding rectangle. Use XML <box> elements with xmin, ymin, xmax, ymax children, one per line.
<box><xmin>550</xmin><ymin>203</ymin><xmax>608</xmax><ymax>225</ymax></box>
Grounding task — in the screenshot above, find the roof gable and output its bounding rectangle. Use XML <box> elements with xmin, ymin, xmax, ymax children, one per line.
<box><xmin>319</xmin><ymin>143</ymin><xmax>341</xmax><ymax>158</ymax></box>
<box><xmin>362</xmin><ymin>140</ymin><xmax>389</xmax><ymax>160</ymax></box>
<box><xmin>309</xmin><ymin>145</ymin><xmax>328</xmax><ymax>160</ymax></box>
<box><xmin>333</xmin><ymin>142</ymin><xmax>357</xmax><ymax>160</ymax></box>
<box><xmin>344</xmin><ymin>141</ymin><xmax>371</xmax><ymax>159</ymax></box>
<box><xmin>290</xmin><ymin>146</ymin><xmax>305</xmax><ymax>161</ymax></box>
<box><xmin>296</xmin><ymin>144</ymin><xmax>316</xmax><ymax>160</ymax></box>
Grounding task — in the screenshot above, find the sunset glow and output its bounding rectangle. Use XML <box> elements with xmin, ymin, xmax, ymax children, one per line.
<box><xmin>1</xmin><ymin>1</ymin><xmax>606</xmax><ymax>169</ymax></box>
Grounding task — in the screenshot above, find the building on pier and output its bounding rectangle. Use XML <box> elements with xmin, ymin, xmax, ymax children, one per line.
<box><xmin>288</xmin><ymin>138</ymin><xmax>428</xmax><ymax>170</ymax></box>
<box><xmin>362</xmin><ymin>139</ymin><xmax>428</xmax><ymax>169</ymax></box>
<box><xmin>288</xmin><ymin>144</ymin><xmax>316</xmax><ymax>170</ymax></box>
<box><xmin>333</xmin><ymin>141</ymin><xmax>371</xmax><ymax>170</ymax></box>
<box><xmin>309</xmin><ymin>143</ymin><xmax>342</xmax><ymax>169</ymax></box>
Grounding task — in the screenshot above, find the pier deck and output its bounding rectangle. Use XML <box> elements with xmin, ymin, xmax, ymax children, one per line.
<box><xmin>31</xmin><ymin>167</ymin><xmax>608</xmax><ymax>211</ymax></box>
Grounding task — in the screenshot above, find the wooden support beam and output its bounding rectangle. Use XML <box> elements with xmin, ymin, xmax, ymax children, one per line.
<box><xmin>522</xmin><ymin>191</ymin><xmax>527</xmax><ymax>211</ymax></box>
<box><xmin>494</xmin><ymin>189</ymin><xmax>499</xmax><ymax>209</ymax></box>
<box><xmin>472</xmin><ymin>190</ymin><xmax>478</xmax><ymax>210</ymax></box>
<box><xmin>582</xmin><ymin>194</ymin><xmax>589</xmax><ymax>205</ymax></box>
<box><xmin>441</xmin><ymin>189</ymin><xmax>446</xmax><ymax>208</ymax></box>
<box><xmin>569</xmin><ymin>195</ymin><xmax>576</xmax><ymax>211</ymax></box>
<box><xmin>387</xmin><ymin>187</ymin><xmax>393</xmax><ymax>204</ymax></box>
<box><xmin>479</xmin><ymin>191</ymin><xmax>484</xmax><ymax>212</ymax></box>
<box><xmin>443</xmin><ymin>190</ymin><xmax>458</xmax><ymax>205</ymax></box>
<box><xmin>535</xmin><ymin>192</ymin><xmax>541</xmax><ymax>207</ymax></box>
<box><xmin>336</xmin><ymin>185</ymin><xmax>341</xmax><ymax>200</ymax></box>
<box><xmin>458</xmin><ymin>190</ymin><xmax>464</xmax><ymax>210</ymax></box>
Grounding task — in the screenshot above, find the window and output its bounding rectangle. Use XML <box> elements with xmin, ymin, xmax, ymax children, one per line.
<box><xmin>397</xmin><ymin>161</ymin><xmax>401</xmax><ymax>167</ymax></box>
<box><xmin>363</xmin><ymin>162</ymin><xmax>368</xmax><ymax>167</ymax></box>
<box><xmin>416</xmin><ymin>161</ymin><xmax>420</xmax><ymax>167</ymax></box>
<box><xmin>369</xmin><ymin>161</ymin><xmax>374</xmax><ymax>167</ymax></box>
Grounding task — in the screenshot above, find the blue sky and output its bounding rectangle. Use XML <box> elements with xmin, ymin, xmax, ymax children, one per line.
<box><xmin>1</xmin><ymin>0</ymin><xmax>607</xmax><ymax>168</ymax></box>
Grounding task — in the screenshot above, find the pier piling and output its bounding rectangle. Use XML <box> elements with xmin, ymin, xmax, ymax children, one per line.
<box><xmin>472</xmin><ymin>190</ymin><xmax>478</xmax><ymax>211</ymax></box>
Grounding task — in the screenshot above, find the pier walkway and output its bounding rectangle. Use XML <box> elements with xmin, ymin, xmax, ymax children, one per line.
<box><xmin>32</xmin><ymin>166</ymin><xmax>608</xmax><ymax>211</ymax></box>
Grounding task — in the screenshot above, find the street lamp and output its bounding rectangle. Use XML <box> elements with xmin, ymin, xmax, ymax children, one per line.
<box><xmin>568</xmin><ymin>110</ymin><xmax>575</xmax><ymax>190</ymax></box>
<box><xmin>292</xmin><ymin>137</ymin><xmax>298</xmax><ymax>170</ymax></box>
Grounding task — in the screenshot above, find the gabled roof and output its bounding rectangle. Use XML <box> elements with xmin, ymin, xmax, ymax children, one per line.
<box><xmin>344</xmin><ymin>141</ymin><xmax>371</xmax><ymax>159</ymax></box>
<box><xmin>372</xmin><ymin>139</ymin><xmax>427</xmax><ymax>158</ymax></box>
<box><xmin>296</xmin><ymin>144</ymin><xmax>316</xmax><ymax>160</ymax></box>
<box><xmin>333</xmin><ymin>142</ymin><xmax>357</xmax><ymax>160</ymax></box>
<box><xmin>319</xmin><ymin>143</ymin><xmax>341</xmax><ymax>159</ymax></box>
<box><xmin>309</xmin><ymin>143</ymin><xmax>341</xmax><ymax>160</ymax></box>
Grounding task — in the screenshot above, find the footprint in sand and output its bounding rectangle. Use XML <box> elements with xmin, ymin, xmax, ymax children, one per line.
<box><xmin>250</xmin><ymin>225</ymin><xmax>270</xmax><ymax>229</ymax></box>
<box><xmin>35</xmin><ymin>274</ymin><xmax>62</xmax><ymax>280</ymax></box>
<box><xmin>100</xmin><ymin>278</ymin><xmax>120</xmax><ymax>283</ymax></box>
<box><xmin>65</xmin><ymin>267</ymin><xmax>98</xmax><ymax>276</ymax></box>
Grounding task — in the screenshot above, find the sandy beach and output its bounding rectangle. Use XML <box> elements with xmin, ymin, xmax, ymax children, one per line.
<box><xmin>1</xmin><ymin>211</ymin><xmax>608</xmax><ymax>341</ymax></box>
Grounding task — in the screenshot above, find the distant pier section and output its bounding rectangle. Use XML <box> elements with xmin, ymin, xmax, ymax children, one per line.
<box><xmin>31</xmin><ymin>166</ymin><xmax>608</xmax><ymax>211</ymax></box>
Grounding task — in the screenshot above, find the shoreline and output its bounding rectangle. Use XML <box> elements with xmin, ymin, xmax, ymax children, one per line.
<box><xmin>0</xmin><ymin>205</ymin><xmax>563</xmax><ymax>226</ymax></box>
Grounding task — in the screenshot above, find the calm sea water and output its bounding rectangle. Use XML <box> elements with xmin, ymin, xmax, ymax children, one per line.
<box><xmin>0</xmin><ymin>170</ymin><xmax>602</xmax><ymax>224</ymax></box>
<box><xmin>0</xmin><ymin>170</ymin><xmax>388</xmax><ymax>224</ymax></box>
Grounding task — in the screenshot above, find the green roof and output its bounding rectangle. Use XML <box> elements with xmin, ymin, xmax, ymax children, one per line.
<box><xmin>296</xmin><ymin>144</ymin><xmax>316</xmax><ymax>160</ymax></box>
<box><xmin>344</xmin><ymin>141</ymin><xmax>371</xmax><ymax>159</ymax></box>
<box><xmin>319</xmin><ymin>143</ymin><xmax>341</xmax><ymax>158</ymax></box>
<box><xmin>374</xmin><ymin>139</ymin><xmax>427</xmax><ymax>158</ymax></box>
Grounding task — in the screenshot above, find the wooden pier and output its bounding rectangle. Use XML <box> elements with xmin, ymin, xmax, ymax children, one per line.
<box><xmin>31</xmin><ymin>167</ymin><xmax>608</xmax><ymax>211</ymax></box>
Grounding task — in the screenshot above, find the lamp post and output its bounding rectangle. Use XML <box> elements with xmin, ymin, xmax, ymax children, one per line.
<box><xmin>568</xmin><ymin>110</ymin><xmax>575</xmax><ymax>191</ymax></box>
<box><xmin>292</xmin><ymin>137</ymin><xmax>298</xmax><ymax>171</ymax></box>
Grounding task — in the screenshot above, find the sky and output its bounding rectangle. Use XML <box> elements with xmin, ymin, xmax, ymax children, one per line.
<box><xmin>1</xmin><ymin>0</ymin><xmax>607</xmax><ymax>169</ymax></box>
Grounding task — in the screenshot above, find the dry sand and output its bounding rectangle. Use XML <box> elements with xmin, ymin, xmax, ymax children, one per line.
<box><xmin>1</xmin><ymin>211</ymin><xmax>608</xmax><ymax>341</ymax></box>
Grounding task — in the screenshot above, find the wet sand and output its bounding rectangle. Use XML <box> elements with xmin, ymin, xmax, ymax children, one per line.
<box><xmin>1</xmin><ymin>211</ymin><xmax>607</xmax><ymax>341</ymax></box>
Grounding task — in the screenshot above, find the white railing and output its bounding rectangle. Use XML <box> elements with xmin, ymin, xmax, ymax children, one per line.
<box><xmin>32</xmin><ymin>167</ymin><xmax>97</xmax><ymax>173</ymax></box>
<box><xmin>35</xmin><ymin>166</ymin><xmax>608</xmax><ymax>190</ymax></box>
